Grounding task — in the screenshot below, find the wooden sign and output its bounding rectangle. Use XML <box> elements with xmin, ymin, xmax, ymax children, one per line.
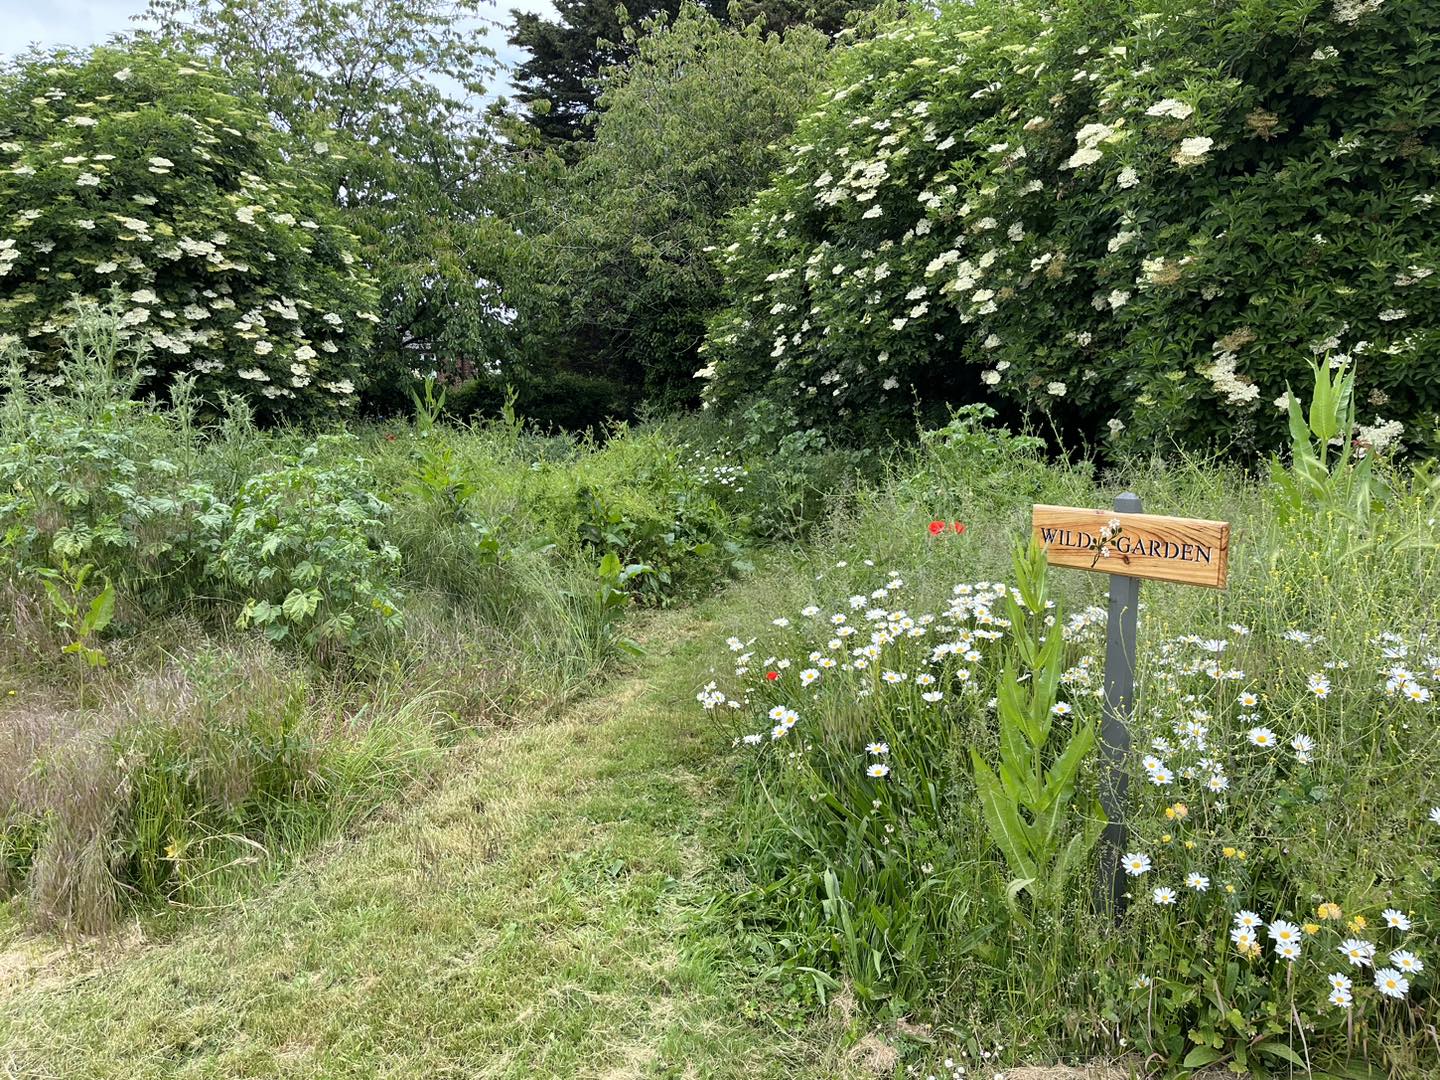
<box><xmin>1032</xmin><ymin>504</ymin><xmax>1230</xmax><ymax>589</ymax></box>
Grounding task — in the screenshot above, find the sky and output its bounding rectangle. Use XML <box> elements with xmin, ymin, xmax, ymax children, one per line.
<box><xmin>0</xmin><ymin>0</ymin><xmax>555</xmax><ymax>100</ymax></box>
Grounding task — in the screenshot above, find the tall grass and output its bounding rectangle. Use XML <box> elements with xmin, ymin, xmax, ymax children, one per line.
<box><xmin>0</xmin><ymin>306</ymin><xmax>771</xmax><ymax>932</ymax></box>
<box><xmin>694</xmin><ymin>407</ymin><xmax>1440</xmax><ymax>1074</ymax></box>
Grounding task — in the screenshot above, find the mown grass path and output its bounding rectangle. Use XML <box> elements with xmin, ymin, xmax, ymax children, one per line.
<box><xmin>0</xmin><ymin>607</ymin><xmax>861</xmax><ymax>1079</ymax></box>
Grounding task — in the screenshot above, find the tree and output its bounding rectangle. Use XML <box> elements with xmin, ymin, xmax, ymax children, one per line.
<box><xmin>508</xmin><ymin>0</ymin><xmax>882</xmax><ymax>149</ymax></box>
<box><xmin>141</xmin><ymin>0</ymin><xmax>522</xmax><ymax>410</ymax></box>
<box><xmin>517</xmin><ymin>4</ymin><xmax>831</xmax><ymax>413</ymax></box>
<box><xmin>0</xmin><ymin>43</ymin><xmax>377</xmax><ymax>419</ymax></box>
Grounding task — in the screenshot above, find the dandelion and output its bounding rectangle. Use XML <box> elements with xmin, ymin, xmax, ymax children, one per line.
<box><xmin>1378</xmin><ymin>950</ymin><xmax>1421</xmax><ymax>980</ymax></box>
<box><xmin>1185</xmin><ymin>873</ymin><xmax>1210</xmax><ymax>892</ymax></box>
<box><xmin>1317</xmin><ymin>902</ymin><xmax>1343</xmax><ymax>921</ymax></box>
<box><xmin>1374</xmin><ymin>968</ymin><xmax>1409</xmax><ymax>999</ymax></box>
<box><xmin>1122</xmin><ymin>852</ymin><xmax>1152</xmax><ymax>876</ymax></box>
<box><xmin>1382</xmin><ymin>908</ymin><xmax>1411</xmax><ymax>931</ymax></box>
<box><xmin>1152</xmin><ymin>886</ymin><xmax>1177</xmax><ymax>905</ymax></box>
<box><xmin>867</xmin><ymin>762</ymin><xmax>891</xmax><ymax>779</ymax></box>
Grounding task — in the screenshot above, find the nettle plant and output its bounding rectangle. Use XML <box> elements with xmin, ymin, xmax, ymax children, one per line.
<box><xmin>213</xmin><ymin>436</ymin><xmax>402</xmax><ymax>654</ymax></box>
<box><xmin>0</xmin><ymin>42</ymin><xmax>379</xmax><ymax>421</ymax></box>
<box><xmin>700</xmin><ymin>0</ymin><xmax>1440</xmax><ymax>456</ymax></box>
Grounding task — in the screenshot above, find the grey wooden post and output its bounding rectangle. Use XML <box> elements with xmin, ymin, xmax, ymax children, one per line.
<box><xmin>1096</xmin><ymin>491</ymin><xmax>1142</xmax><ymax>923</ymax></box>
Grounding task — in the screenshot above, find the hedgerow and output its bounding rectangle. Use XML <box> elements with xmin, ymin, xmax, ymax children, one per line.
<box><xmin>700</xmin><ymin>0</ymin><xmax>1440</xmax><ymax>456</ymax></box>
<box><xmin>0</xmin><ymin>43</ymin><xmax>378</xmax><ymax>420</ymax></box>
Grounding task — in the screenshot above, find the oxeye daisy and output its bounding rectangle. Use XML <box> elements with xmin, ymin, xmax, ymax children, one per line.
<box><xmin>1276</xmin><ymin>940</ymin><xmax>1302</xmax><ymax>962</ymax></box>
<box><xmin>1238</xmin><ymin>692</ymin><xmax>1259</xmax><ymax>708</ymax></box>
<box><xmin>1390</xmin><ymin>950</ymin><xmax>1423</xmax><ymax>974</ymax></box>
<box><xmin>1234</xmin><ymin>910</ymin><xmax>1263</xmax><ymax>930</ymax></box>
<box><xmin>1382</xmin><ymin>908</ymin><xmax>1411</xmax><ymax>931</ymax></box>
<box><xmin>921</xmin><ymin>690</ymin><xmax>943</xmax><ymax>702</ymax></box>
<box><xmin>1306</xmin><ymin>672</ymin><xmax>1331</xmax><ymax>698</ymax></box>
<box><xmin>1152</xmin><ymin>886</ymin><xmax>1177</xmax><ymax>905</ymax></box>
<box><xmin>865</xmin><ymin>741</ymin><xmax>889</xmax><ymax>755</ymax></box>
<box><xmin>1051</xmin><ymin>702</ymin><xmax>1073</xmax><ymax>716</ymax></box>
<box><xmin>866</xmin><ymin>762</ymin><xmax>891</xmax><ymax>779</ymax></box>
<box><xmin>1328</xmin><ymin>986</ymin><xmax>1353</xmax><ymax>1009</ymax></box>
<box><xmin>881</xmin><ymin>670</ymin><xmax>906</xmax><ymax>684</ymax></box>
<box><xmin>1122</xmin><ymin>852</ymin><xmax>1152</xmax><ymax>876</ymax></box>
<box><xmin>770</xmin><ymin>724</ymin><xmax>789</xmax><ymax>740</ymax></box>
<box><xmin>1206</xmin><ymin>773</ymin><xmax>1229</xmax><ymax>793</ymax></box>
<box><xmin>1148</xmin><ymin>767</ymin><xmax>1174</xmax><ymax>786</ymax></box>
<box><xmin>1247</xmin><ymin>726</ymin><xmax>1278</xmax><ymax>748</ymax></box>
<box><xmin>1431</xmin><ymin>807</ymin><xmax>1440</xmax><ymax>826</ymax></box>
<box><xmin>800</xmin><ymin>668</ymin><xmax>820</xmax><ymax>686</ymax></box>
<box><xmin>1374</xmin><ymin>968</ymin><xmax>1409</xmax><ymax>999</ymax></box>
<box><xmin>1338</xmin><ymin>939</ymin><xmax>1375</xmax><ymax>967</ymax></box>
<box><xmin>1268</xmin><ymin>920</ymin><xmax>1301</xmax><ymax>945</ymax></box>
<box><xmin>915</xmin><ymin>672</ymin><xmax>936</xmax><ymax>686</ymax></box>
<box><xmin>1185</xmin><ymin>873</ymin><xmax>1210</xmax><ymax>892</ymax></box>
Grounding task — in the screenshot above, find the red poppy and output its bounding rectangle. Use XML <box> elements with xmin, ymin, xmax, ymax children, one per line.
<box><xmin>953</xmin><ymin>521</ymin><xmax>967</xmax><ymax>535</ymax></box>
<box><xmin>928</xmin><ymin>520</ymin><xmax>946</xmax><ymax>535</ymax></box>
<box><xmin>765</xmin><ymin>671</ymin><xmax>779</xmax><ymax>681</ymax></box>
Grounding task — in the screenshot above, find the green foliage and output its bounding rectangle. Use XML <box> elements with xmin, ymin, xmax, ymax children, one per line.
<box><xmin>217</xmin><ymin>437</ymin><xmax>403</xmax><ymax>654</ymax></box>
<box><xmin>0</xmin><ymin>43</ymin><xmax>378</xmax><ymax>420</ymax></box>
<box><xmin>35</xmin><ymin>561</ymin><xmax>116</xmax><ymax>672</ymax></box>
<box><xmin>702</xmin><ymin>0</ymin><xmax>1440</xmax><ymax>456</ymax></box>
<box><xmin>519</xmin><ymin>5</ymin><xmax>832</xmax><ymax>413</ymax></box>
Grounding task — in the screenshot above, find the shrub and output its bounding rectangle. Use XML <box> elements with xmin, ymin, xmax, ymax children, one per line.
<box><xmin>700</xmin><ymin>0</ymin><xmax>1440</xmax><ymax>457</ymax></box>
<box><xmin>0</xmin><ymin>43</ymin><xmax>378</xmax><ymax>421</ymax></box>
<box><xmin>212</xmin><ymin>435</ymin><xmax>403</xmax><ymax>657</ymax></box>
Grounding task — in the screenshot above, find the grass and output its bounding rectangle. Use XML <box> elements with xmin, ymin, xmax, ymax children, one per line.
<box><xmin>0</xmin><ymin>605</ymin><xmax>872</xmax><ymax>1080</ymax></box>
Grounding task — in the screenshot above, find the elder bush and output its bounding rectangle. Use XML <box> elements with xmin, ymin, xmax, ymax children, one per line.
<box><xmin>700</xmin><ymin>0</ymin><xmax>1440</xmax><ymax>457</ymax></box>
<box><xmin>0</xmin><ymin>43</ymin><xmax>378</xmax><ymax>420</ymax></box>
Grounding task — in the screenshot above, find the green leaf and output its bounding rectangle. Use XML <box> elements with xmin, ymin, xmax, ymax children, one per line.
<box><xmin>970</xmin><ymin>751</ymin><xmax>1037</xmax><ymax>882</ymax></box>
<box><xmin>1182</xmin><ymin>1046</ymin><xmax>1225</xmax><ymax>1068</ymax></box>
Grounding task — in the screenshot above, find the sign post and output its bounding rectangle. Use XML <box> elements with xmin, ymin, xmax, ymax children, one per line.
<box><xmin>1032</xmin><ymin>496</ymin><xmax>1230</xmax><ymax>922</ymax></box>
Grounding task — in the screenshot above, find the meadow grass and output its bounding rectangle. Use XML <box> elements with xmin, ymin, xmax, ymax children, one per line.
<box><xmin>0</xmin><ymin>607</ymin><xmax>872</xmax><ymax>1080</ymax></box>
